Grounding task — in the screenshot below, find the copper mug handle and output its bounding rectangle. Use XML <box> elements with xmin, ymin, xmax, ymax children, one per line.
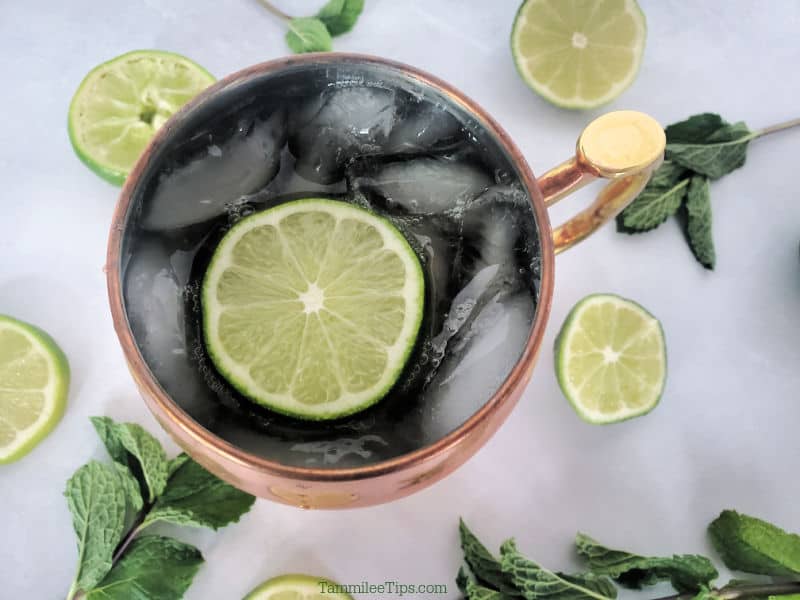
<box><xmin>537</xmin><ymin>111</ymin><xmax>666</xmax><ymax>253</ymax></box>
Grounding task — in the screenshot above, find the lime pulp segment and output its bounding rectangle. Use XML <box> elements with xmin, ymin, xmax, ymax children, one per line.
<box><xmin>0</xmin><ymin>315</ymin><xmax>70</xmax><ymax>463</ymax></box>
<box><xmin>511</xmin><ymin>0</ymin><xmax>647</xmax><ymax>109</ymax></box>
<box><xmin>244</xmin><ymin>574</ymin><xmax>354</xmax><ymax>600</ymax></box>
<box><xmin>555</xmin><ymin>294</ymin><xmax>666</xmax><ymax>424</ymax></box>
<box><xmin>68</xmin><ymin>50</ymin><xmax>215</xmax><ymax>185</ymax></box>
<box><xmin>202</xmin><ymin>199</ymin><xmax>425</xmax><ymax>421</ymax></box>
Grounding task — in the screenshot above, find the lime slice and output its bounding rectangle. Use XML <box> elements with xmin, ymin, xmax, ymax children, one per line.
<box><xmin>244</xmin><ymin>574</ymin><xmax>354</xmax><ymax>600</ymax></box>
<box><xmin>68</xmin><ymin>50</ymin><xmax>215</xmax><ymax>185</ymax></box>
<box><xmin>0</xmin><ymin>315</ymin><xmax>70</xmax><ymax>463</ymax></box>
<box><xmin>554</xmin><ymin>294</ymin><xmax>666</xmax><ymax>424</ymax></box>
<box><xmin>202</xmin><ymin>199</ymin><xmax>425</xmax><ymax>421</ymax></box>
<box><xmin>511</xmin><ymin>0</ymin><xmax>647</xmax><ymax>109</ymax></box>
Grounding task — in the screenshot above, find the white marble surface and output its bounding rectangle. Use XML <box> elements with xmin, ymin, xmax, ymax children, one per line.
<box><xmin>1</xmin><ymin>1</ymin><xmax>799</xmax><ymax>598</ymax></box>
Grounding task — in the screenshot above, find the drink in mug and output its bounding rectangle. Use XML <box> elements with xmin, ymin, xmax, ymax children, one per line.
<box><xmin>122</xmin><ymin>69</ymin><xmax>540</xmax><ymax>468</ymax></box>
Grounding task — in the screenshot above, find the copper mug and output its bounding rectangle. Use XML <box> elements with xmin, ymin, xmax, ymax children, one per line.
<box><xmin>107</xmin><ymin>54</ymin><xmax>664</xmax><ymax>508</ymax></box>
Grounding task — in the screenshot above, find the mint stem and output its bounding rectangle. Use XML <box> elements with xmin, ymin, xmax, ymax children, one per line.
<box><xmin>66</xmin><ymin>581</ymin><xmax>80</xmax><ymax>600</ymax></box>
<box><xmin>720</xmin><ymin>582</ymin><xmax>800</xmax><ymax>599</ymax></box>
<box><xmin>111</xmin><ymin>503</ymin><xmax>152</xmax><ymax>563</ymax></box>
<box><xmin>255</xmin><ymin>0</ymin><xmax>292</xmax><ymax>21</ymax></box>
<box><xmin>652</xmin><ymin>581</ymin><xmax>800</xmax><ymax>600</ymax></box>
<box><xmin>754</xmin><ymin>116</ymin><xmax>800</xmax><ymax>139</ymax></box>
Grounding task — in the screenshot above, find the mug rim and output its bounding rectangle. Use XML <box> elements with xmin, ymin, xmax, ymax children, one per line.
<box><xmin>106</xmin><ymin>52</ymin><xmax>555</xmax><ymax>482</ymax></box>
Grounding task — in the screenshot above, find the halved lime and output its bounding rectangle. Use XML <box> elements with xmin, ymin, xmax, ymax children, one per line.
<box><xmin>244</xmin><ymin>574</ymin><xmax>354</xmax><ymax>600</ymax></box>
<box><xmin>202</xmin><ymin>199</ymin><xmax>425</xmax><ymax>421</ymax></box>
<box><xmin>554</xmin><ymin>294</ymin><xmax>666</xmax><ymax>424</ymax></box>
<box><xmin>511</xmin><ymin>0</ymin><xmax>647</xmax><ymax>109</ymax></box>
<box><xmin>68</xmin><ymin>50</ymin><xmax>215</xmax><ymax>185</ymax></box>
<box><xmin>0</xmin><ymin>315</ymin><xmax>70</xmax><ymax>463</ymax></box>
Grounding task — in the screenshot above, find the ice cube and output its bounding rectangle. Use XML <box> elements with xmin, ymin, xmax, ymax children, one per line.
<box><xmin>429</xmin><ymin>263</ymin><xmax>500</xmax><ymax>358</ymax></box>
<box><xmin>140</xmin><ymin>109</ymin><xmax>287</xmax><ymax>231</ymax></box>
<box><xmin>349</xmin><ymin>157</ymin><xmax>492</xmax><ymax>215</ymax></box>
<box><xmin>289</xmin><ymin>86</ymin><xmax>397</xmax><ymax>184</ymax></box>
<box><xmin>421</xmin><ymin>292</ymin><xmax>535</xmax><ymax>439</ymax></box>
<box><xmin>457</xmin><ymin>185</ymin><xmax>531</xmax><ymax>281</ymax></box>
<box><xmin>249</xmin><ymin>147</ymin><xmax>348</xmax><ymax>203</ymax></box>
<box><xmin>124</xmin><ymin>239</ymin><xmax>217</xmax><ymax>425</ymax></box>
<box><xmin>290</xmin><ymin>435</ymin><xmax>388</xmax><ymax>466</ymax></box>
<box><xmin>384</xmin><ymin>100</ymin><xmax>462</xmax><ymax>153</ymax></box>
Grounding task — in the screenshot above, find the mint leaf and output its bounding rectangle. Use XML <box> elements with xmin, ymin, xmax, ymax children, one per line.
<box><xmin>458</xmin><ymin>563</ymin><xmax>517</xmax><ymax>600</ymax></box>
<box><xmin>167</xmin><ymin>452</ymin><xmax>190</xmax><ymax>478</ymax></box>
<box><xmin>617</xmin><ymin>166</ymin><xmax>689</xmax><ymax>232</ymax></box>
<box><xmin>112</xmin><ymin>424</ymin><xmax>168</xmax><ymax>502</ymax></box>
<box><xmin>65</xmin><ymin>461</ymin><xmax>127</xmax><ymax>593</ymax></box>
<box><xmin>575</xmin><ymin>533</ymin><xmax>717</xmax><ymax>592</ymax></box>
<box><xmin>665</xmin><ymin>113</ymin><xmax>727</xmax><ymax>144</ymax></box>
<box><xmin>468</xmin><ymin>579</ymin><xmax>517</xmax><ymax>600</ymax></box>
<box><xmin>666</xmin><ymin>125</ymin><xmax>753</xmax><ymax>180</ymax></box>
<box><xmin>286</xmin><ymin>17</ymin><xmax>332</xmax><ymax>53</ymax></box>
<box><xmin>90</xmin><ymin>416</ymin><xmax>128</xmax><ymax>465</ymax></box>
<box><xmin>317</xmin><ymin>0</ymin><xmax>364</xmax><ymax>36</ymax></box>
<box><xmin>685</xmin><ymin>175</ymin><xmax>715</xmax><ymax>269</ymax></box>
<box><xmin>457</xmin><ymin>565</ymin><xmax>471</xmax><ymax>595</ymax></box>
<box><xmin>141</xmin><ymin>458</ymin><xmax>255</xmax><ymax>530</ymax></box>
<box><xmin>460</xmin><ymin>519</ymin><xmax>521</xmax><ymax>596</ymax></box>
<box><xmin>648</xmin><ymin>161</ymin><xmax>689</xmax><ymax>188</ymax></box>
<box><xmin>709</xmin><ymin>510</ymin><xmax>800</xmax><ymax>576</ymax></box>
<box><xmin>500</xmin><ymin>540</ymin><xmax>617</xmax><ymax>600</ymax></box>
<box><xmin>113</xmin><ymin>463</ymin><xmax>143</xmax><ymax>514</ymax></box>
<box><xmin>91</xmin><ymin>417</ymin><xmax>168</xmax><ymax>502</ymax></box>
<box><xmin>86</xmin><ymin>535</ymin><xmax>203</xmax><ymax>600</ymax></box>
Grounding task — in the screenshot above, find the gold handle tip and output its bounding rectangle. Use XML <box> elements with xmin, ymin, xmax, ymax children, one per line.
<box><xmin>578</xmin><ymin>110</ymin><xmax>665</xmax><ymax>178</ymax></box>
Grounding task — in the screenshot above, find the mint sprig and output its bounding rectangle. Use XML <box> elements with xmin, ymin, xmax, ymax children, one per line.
<box><xmin>617</xmin><ymin>114</ymin><xmax>800</xmax><ymax>270</ymax></box>
<box><xmin>257</xmin><ymin>0</ymin><xmax>364</xmax><ymax>53</ymax></box>
<box><xmin>65</xmin><ymin>417</ymin><xmax>255</xmax><ymax>600</ymax></box>
<box><xmin>457</xmin><ymin>512</ymin><xmax>800</xmax><ymax>600</ymax></box>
